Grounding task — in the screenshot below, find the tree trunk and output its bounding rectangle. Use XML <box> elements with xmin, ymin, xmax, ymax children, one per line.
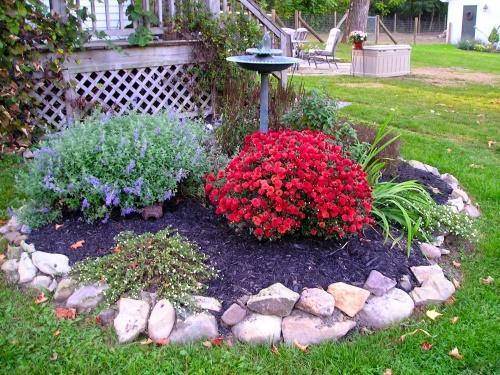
<box><xmin>344</xmin><ymin>0</ymin><xmax>370</xmax><ymax>41</ymax></box>
<box><xmin>428</xmin><ymin>8</ymin><xmax>435</xmax><ymax>32</ymax></box>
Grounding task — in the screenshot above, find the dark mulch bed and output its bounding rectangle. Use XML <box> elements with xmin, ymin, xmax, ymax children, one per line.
<box><xmin>28</xmin><ymin>162</ymin><xmax>445</xmax><ymax>309</ymax></box>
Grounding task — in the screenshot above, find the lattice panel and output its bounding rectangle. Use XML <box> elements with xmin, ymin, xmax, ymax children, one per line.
<box><xmin>73</xmin><ymin>64</ymin><xmax>212</xmax><ymax>118</ymax></box>
<box><xmin>33</xmin><ymin>79</ymin><xmax>67</xmax><ymax>128</ymax></box>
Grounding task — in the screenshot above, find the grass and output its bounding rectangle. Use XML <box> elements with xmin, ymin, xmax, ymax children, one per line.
<box><xmin>1</xmin><ymin>46</ymin><xmax>499</xmax><ymax>374</ymax></box>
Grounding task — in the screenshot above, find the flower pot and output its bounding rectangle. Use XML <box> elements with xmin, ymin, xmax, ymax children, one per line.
<box><xmin>353</xmin><ymin>41</ymin><xmax>363</xmax><ymax>50</ymax></box>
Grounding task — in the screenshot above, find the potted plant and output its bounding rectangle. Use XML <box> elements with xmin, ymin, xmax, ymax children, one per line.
<box><xmin>349</xmin><ymin>31</ymin><xmax>368</xmax><ymax>50</ymax></box>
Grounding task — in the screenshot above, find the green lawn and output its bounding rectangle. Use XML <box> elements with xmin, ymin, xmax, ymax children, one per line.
<box><xmin>1</xmin><ymin>46</ymin><xmax>499</xmax><ymax>374</ymax></box>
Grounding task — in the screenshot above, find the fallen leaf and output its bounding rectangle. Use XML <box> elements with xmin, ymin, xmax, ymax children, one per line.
<box><xmin>487</xmin><ymin>140</ymin><xmax>496</xmax><ymax>148</ymax></box>
<box><xmin>420</xmin><ymin>342</ymin><xmax>433</xmax><ymax>351</ymax></box>
<box><xmin>400</xmin><ymin>329</ymin><xmax>433</xmax><ymax>342</ymax></box>
<box><xmin>447</xmin><ymin>148</ymin><xmax>452</xmax><ymax>153</ymax></box>
<box><xmin>210</xmin><ymin>337</ymin><xmax>224</xmax><ymax>346</ymax></box>
<box><xmin>70</xmin><ymin>240</ymin><xmax>85</xmax><ymax>250</ymax></box>
<box><xmin>0</xmin><ymin>254</ymin><xmax>6</xmax><ymax>264</ymax></box>
<box><xmin>293</xmin><ymin>339</ymin><xmax>309</xmax><ymax>353</ymax></box>
<box><xmin>202</xmin><ymin>340</ymin><xmax>212</xmax><ymax>348</ymax></box>
<box><xmin>54</xmin><ymin>307</ymin><xmax>77</xmax><ymax>320</ymax></box>
<box><xmin>140</xmin><ymin>338</ymin><xmax>153</xmax><ymax>345</ymax></box>
<box><xmin>448</xmin><ymin>347</ymin><xmax>463</xmax><ymax>360</ymax></box>
<box><xmin>35</xmin><ymin>292</ymin><xmax>48</xmax><ymax>304</ymax></box>
<box><xmin>426</xmin><ymin>309</ymin><xmax>443</xmax><ymax>321</ymax></box>
<box><xmin>112</xmin><ymin>245</ymin><xmax>121</xmax><ymax>254</ymax></box>
<box><xmin>451</xmin><ymin>316</ymin><xmax>459</xmax><ymax>324</ymax></box>
<box><xmin>53</xmin><ymin>329</ymin><xmax>61</xmax><ymax>337</ymax></box>
<box><xmin>452</xmin><ymin>278</ymin><xmax>461</xmax><ymax>289</ymax></box>
<box><xmin>480</xmin><ymin>276</ymin><xmax>494</xmax><ymax>285</ymax></box>
<box><xmin>50</xmin><ymin>352</ymin><xmax>58</xmax><ymax>361</ymax></box>
<box><xmin>271</xmin><ymin>343</ymin><xmax>279</xmax><ymax>354</ymax></box>
<box><xmin>452</xmin><ymin>260</ymin><xmax>461</xmax><ymax>268</ymax></box>
<box><xmin>383</xmin><ymin>369</ymin><xmax>393</xmax><ymax>375</ymax></box>
<box><xmin>55</xmin><ymin>224</ymin><xmax>64</xmax><ymax>230</ymax></box>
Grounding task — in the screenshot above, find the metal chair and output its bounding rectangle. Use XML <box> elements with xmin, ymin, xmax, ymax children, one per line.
<box><xmin>306</xmin><ymin>28</ymin><xmax>342</xmax><ymax>69</ymax></box>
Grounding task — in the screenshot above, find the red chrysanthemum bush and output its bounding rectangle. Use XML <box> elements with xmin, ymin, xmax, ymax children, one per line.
<box><xmin>205</xmin><ymin>130</ymin><xmax>373</xmax><ymax>239</ymax></box>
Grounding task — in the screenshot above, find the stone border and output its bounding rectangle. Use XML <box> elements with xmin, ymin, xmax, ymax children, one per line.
<box><xmin>0</xmin><ymin>162</ymin><xmax>480</xmax><ymax>346</ymax></box>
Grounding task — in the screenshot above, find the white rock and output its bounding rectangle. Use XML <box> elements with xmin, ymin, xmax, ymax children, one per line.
<box><xmin>441</xmin><ymin>173</ymin><xmax>459</xmax><ymax>189</ymax></box>
<box><xmin>148</xmin><ymin>299</ymin><xmax>176</xmax><ymax>342</ymax></box>
<box><xmin>295</xmin><ymin>288</ymin><xmax>335</xmax><ymax>317</ymax></box>
<box><xmin>232</xmin><ymin>313</ymin><xmax>282</xmax><ymax>345</ymax></box>
<box><xmin>451</xmin><ymin>188</ymin><xmax>470</xmax><ymax>204</ymax></box>
<box><xmin>20</xmin><ymin>240</ymin><xmax>36</xmax><ymax>253</ymax></box>
<box><xmin>114</xmin><ymin>298</ymin><xmax>150</xmax><ymax>344</ymax></box>
<box><xmin>54</xmin><ymin>278</ymin><xmax>77</xmax><ymax>302</ymax></box>
<box><xmin>410</xmin><ymin>275</ymin><xmax>455</xmax><ymax>306</ymax></box>
<box><xmin>358</xmin><ymin>288</ymin><xmax>415</xmax><ymax>329</ymax></box>
<box><xmin>419</xmin><ymin>243</ymin><xmax>441</xmax><ymax>259</ymax></box>
<box><xmin>327</xmin><ymin>282</ymin><xmax>370</xmax><ymax>317</ymax></box>
<box><xmin>282</xmin><ymin>310</ymin><xmax>356</xmax><ymax>345</ymax></box>
<box><xmin>431</xmin><ymin>235</ymin><xmax>445</xmax><ymax>247</ymax></box>
<box><xmin>6</xmin><ymin>216</ymin><xmax>22</xmax><ymax>232</ymax></box>
<box><xmin>32</xmin><ymin>251</ymin><xmax>71</xmax><ymax>276</ymax></box>
<box><xmin>66</xmin><ymin>283</ymin><xmax>108</xmax><ymax>313</ymax></box>
<box><xmin>410</xmin><ymin>264</ymin><xmax>444</xmax><ymax>284</ymax></box>
<box><xmin>192</xmin><ymin>295</ymin><xmax>222</xmax><ymax>313</ymax></box>
<box><xmin>363</xmin><ymin>270</ymin><xmax>397</xmax><ymax>296</ymax></box>
<box><xmin>440</xmin><ymin>248</ymin><xmax>450</xmax><ymax>255</ymax></box>
<box><xmin>221</xmin><ymin>303</ymin><xmax>247</xmax><ymax>326</ymax></box>
<box><xmin>408</xmin><ymin>160</ymin><xmax>439</xmax><ymax>176</ymax></box>
<box><xmin>247</xmin><ymin>283</ymin><xmax>300</xmax><ymax>317</ymax></box>
<box><xmin>447</xmin><ymin>197</ymin><xmax>464</xmax><ymax>213</ymax></box>
<box><xmin>1</xmin><ymin>259</ymin><xmax>19</xmax><ymax>273</ymax></box>
<box><xmin>464</xmin><ymin>204</ymin><xmax>481</xmax><ymax>218</ymax></box>
<box><xmin>169</xmin><ymin>312</ymin><xmax>218</xmax><ymax>344</ymax></box>
<box><xmin>18</xmin><ymin>252</ymin><xmax>37</xmax><ymax>283</ymax></box>
<box><xmin>30</xmin><ymin>275</ymin><xmax>54</xmax><ymax>291</ymax></box>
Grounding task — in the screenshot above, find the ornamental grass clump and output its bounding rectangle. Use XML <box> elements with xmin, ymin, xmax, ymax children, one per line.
<box><xmin>71</xmin><ymin>228</ymin><xmax>218</xmax><ymax>307</ymax></box>
<box><xmin>206</xmin><ymin>130</ymin><xmax>373</xmax><ymax>239</ymax></box>
<box><xmin>18</xmin><ymin>112</ymin><xmax>212</xmax><ymax>227</ymax></box>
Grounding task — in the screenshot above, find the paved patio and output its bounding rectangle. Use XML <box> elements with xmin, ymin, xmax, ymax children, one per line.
<box><xmin>292</xmin><ymin>59</ymin><xmax>352</xmax><ymax>76</ymax></box>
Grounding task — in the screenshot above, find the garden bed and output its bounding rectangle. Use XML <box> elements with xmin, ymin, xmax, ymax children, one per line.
<box><xmin>27</xmin><ymin>162</ymin><xmax>446</xmax><ymax>309</ymax></box>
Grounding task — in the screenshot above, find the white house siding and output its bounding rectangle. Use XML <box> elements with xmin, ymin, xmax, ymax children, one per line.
<box><xmin>444</xmin><ymin>0</ymin><xmax>500</xmax><ymax>44</ymax></box>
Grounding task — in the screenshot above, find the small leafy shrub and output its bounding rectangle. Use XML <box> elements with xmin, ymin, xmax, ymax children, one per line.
<box><xmin>206</xmin><ymin>130</ymin><xmax>373</xmax><ymax>239</ymax></box>
<box><xmin>472</xmin><ymin>43</ymin><xmax>490</xmax><ymax>52</ymax></box>
<box><xmin>418</xmin><ymin>204</ymin><xmax>479</xmax><ymax>241</ymax></box>
<box><xmin>18</xmin><ymin>112</ymin><xmax>214</xmax><ymax>227</ymax></box>
<box><xmin>71</xmin><ymin>228</ymin><xmax>218</xmax><ymax>306</ymax></box>
<box><xmin>282</xmin><ymin>90</ymin><xmax>338</xmax><ymax>134</ymax></box>
<box><xmin>457</xmin><ymin>39</ymin><xmax>474</xmax><ymax>50</ymax></box>
<box><xmin>488</xmin><ymin>27</ymin><xmax>499</xmax><ymax>44</ymax></box>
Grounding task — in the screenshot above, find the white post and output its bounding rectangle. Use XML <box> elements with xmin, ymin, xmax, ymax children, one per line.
<box><xmin>205</xmin><ymin>0</ymin><xmax>220</xmax><ymax>17</ymax></box>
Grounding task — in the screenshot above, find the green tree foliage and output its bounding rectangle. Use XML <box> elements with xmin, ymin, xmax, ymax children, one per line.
<box><xmin>257</xmin><ymin>0</ymin><xmax>339</xmax><ymax>17</ymax></box>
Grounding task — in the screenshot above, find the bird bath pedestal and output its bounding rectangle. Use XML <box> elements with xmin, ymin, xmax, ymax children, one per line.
<box><xmin>226</xmin><ymin>33</ymin><xmax>300</xmax><ymax>133</ymax></box>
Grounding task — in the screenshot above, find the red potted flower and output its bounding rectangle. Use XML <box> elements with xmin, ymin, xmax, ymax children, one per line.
<box><xmin>349</xmin><ymin>31</ymin><xmax>368</xmax><ymax>50</ymax></box>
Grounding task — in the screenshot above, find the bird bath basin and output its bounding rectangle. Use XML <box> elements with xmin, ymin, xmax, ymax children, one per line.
<box><xmin>226</xmin><ymin>32</ymin><xmax>300</xmax><ymax>133</ymax></box>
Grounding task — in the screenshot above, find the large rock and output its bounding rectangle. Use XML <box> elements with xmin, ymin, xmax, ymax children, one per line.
<box><xmin>419</xmin><ymin>243</ymin><xmax>441</xmax><ymax>260</ymax></box>
<box><xmin>246</xmin><ymin>283</ymin><xmax>299</xmax><ymax>317</ymax></box>
<box><xmin>148</xmin><ymin>299</ymin><xmax>176</xmax><ymax>342</ymax></box>
<box><xmin>451</xmin><ymin>188</ymin><xmax>470</xmax><ymax>204</ymax></box>
<box><xmin>410</xmin><ymin>264</ymin><xmax>444</xmax><ymax>284</ymax></box>
<box><xmin>66</xmin><ymin>283</ymin><xmax>108</xmax><ymax>313</ymax></box>
<box><xmin>169</xmin><ymin>312</ymin><xmax>218</xmax><ymax>344</ymax></box>
<box><xmin>221</xmin><ymin>303</ymin><xmax>247</xmax><ymax>326</ymax></box>
<box><xmin>30</xmin><ymin>275</ymin><xmax>55</xmax><ymax>291</ymax></box>
<box><xmin>464</xmin><ymin>204</ymin><xmax>481</xmax><ymax>218</ymax></box>
<box><xmin>282</xmin><ymin>310</ymin><xmax>356</xmax><ymax>345</ymax></box>
<box><xmin>1</xmin><ymin>259</ymin><xmax>19</xmax><ymax>283</ymax></box>
<box><xmin>447</xmin><ymin>197</ymin><xmax>465</xmax><ymax>213</ymax></box>
<box><xmin>408</xmin><ymin>160</ymin><xmax>439</xmax><ymax>176</ymax></box>
<box><xmin>18</xmin><ymin>252</ymin><xmax>37</xmax><ymax>283</ymax></box>
<box><xmin>54</xmin><ymin>278</ymin><xmax>77</xmax><ymax>302</ymax></box>
<box><xmin>363</xmin><ymin>270</ymin><xmax>397</xmax><ymax>297</ymax></box>
<box><xmin>192</xmin><ymin>295</ymin><xmax>222</xmax><ymax>313</ymax></box>
<box><xmin>32</xmin><ymin>251</ymin><xmax>71</xmax><ymax>276</ymax></box>
<box><xmin>295</xmin><ymin>288</ymin><xmax>335</xmax><ymax>317</ymax></box>
<box><xmin>441</xmin><ymin>173</ymin><xmax>459</xmax><ymax>189</ymax></box>
<box><xmin>410</xmin><ymin>275</ymin><xmax>455</xmax><ymax>306</ymax></box>
<box><xmin>7</xmin><ymin>245</ymin><xmax>22</xmax><ymax>260</ymax></box>
<box><xmin>327</xmin><ymin>282</ymin><xmax>370</xmax><ymax>317</ymax></box>
<box><xmin>232</xmin><ymin>313</ymin><xmax>282</xmax><ymax>345</ymax></box>
<box><xmin>20</xmin><ymin>240</ymin><xmax>35</xmax><ymax>254</ymax></box>
<box><xmin>358</xmin><ymin>288</ymin><xmax>415</xmax><ymax>329</ymax></box>
<box><xmin>114</xmin><ymin>298</ymin><xmax>150</xmax><ymax>344</ymax></box>
<box><xmin>97</xmin><ymin>308</ymin><xmax>117</xmax><ymax>327</ymax></box>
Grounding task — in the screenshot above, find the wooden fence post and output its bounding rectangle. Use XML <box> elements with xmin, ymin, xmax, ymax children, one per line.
<box><xmin>334</xmin><ymin>11</ymin><xmax>337</xmax><ymax>27</ymax></box>
<box><xmin>294</xmin><ymin>10</ymin><xmax>300</xmax><ymax>29</ymax></box>
<box><xmin>413</xmin><ymin>17</ymin><xmax>418</xmax><ymax>45</ymax></box>
<box><xmin>375</xmin><ymin>15</ymin><xmax>380</xmax><ymax>44</ymax></box>
<box><xmin>393</xmin><ymin>13</ymin><xmax>397</xmax><ymax>33</ymax></box>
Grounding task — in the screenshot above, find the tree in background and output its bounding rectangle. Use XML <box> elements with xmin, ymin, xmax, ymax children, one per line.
<box><xmin>345</xmin><ymin>0</ymin><xmax>370</xmax><ymax>35</ymax></box>
<box><xmin>257</xmin><ymin>0</ymin><xmax>339</xmax><ymax>17</ymax></box>
<box><xmin>371</xmin><ymin>0</ymin><xmax>406</xmax><ymax>16</ymax></box>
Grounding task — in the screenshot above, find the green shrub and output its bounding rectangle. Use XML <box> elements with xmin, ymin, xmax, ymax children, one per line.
<box><xmin>457</xmin><ymin>39</ymin><xmax>474</xmax><ymax>50</ymax></box>
<box><xmin>473</xmin><ymin>43</ymin><xmax>490</xmax><ymax>52</ymax></box>
<box><xmin>71</xmin><ymin>228</ymin><xmax>218</xmax><ymax>307</ymax></box>
<box><xmin>18</xmin><ymin>112</ymin><xmax>216</xmax><ymax>227</ymax></box>
<box><xmin>488</xmin><ymin>27</ymin><xmax>499</xmax><ymax>44</ymax></box>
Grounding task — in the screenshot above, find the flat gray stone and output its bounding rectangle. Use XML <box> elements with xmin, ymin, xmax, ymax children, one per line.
<box><xmin>363</xmin><ymin>270</ymin><xmax>397</xmax><ymax>296</ymax></box>
<box><xmin>232</xmin><ymin>313</ymin><xmax>282</xmax><ymax>345</ymax></box>
<box><xmin>221</xmin><ymin>303</ymin><xmax>247</xmax><ymax>326</ymax></box>
<box><xmin>464</xmin><ymin>204</ymin><xmax>480</xmax><ymax>218</ymax></box>
<box><xmin>408</xmin><ymin>160</ymin><xmax>439</xmax><ymax>176</ymax></box>
<box><xmin>1</xmin><ymin>259</ymin><xmax>19</xmax><ymax>273</ymax></box>
<box><xmin>295</xmin><ymin>288</ymin><xmax>335</xmax><ymax>317</ymax></box>
<box><xmin>282</xmin><ymin>310</ymin><xmax>356</xmax><ymax>345</ymax></box>
<box><xmin>410</xmin><ymin>275</ymin><xmax>455</xmax><ymax>306</ymax></box>
<box><xmin>169</xmin><ymin>312</ymin><xmax>218</xmax><ymax>344</ymax></box>
<box><xmin>114</xmin><ymin>298</ymin><xmax>150</xmax><ymax>344</ymax></box>
<box><xmin>451</xmin><ymin>188</ymin><xmax>470</xmax><ymax>204</ymax></box>
<box><xmin>66</xmin><ymin>283</ymin><xmax>108</xmax><ymax>313</ymax></box>
<box><xmin>431</xmin><ymin>235</ymin><xmax>445</xmax><ymax>247</ymax></box>
<box><xmin>32</xmin><ymin>251</ymin><xmax>71</xmax><ymax>276</ymax></box>
<box><xmin>18</xmin><ymin>252</ymin><xmax>37</xmax><ymax>283</ymax></box>
<box><xmin>358</xmin><ymin>288</ymin><xmax>414</xmax><ymax>329</ymax></box>
<box><xmin>447</xmin><ymin>197</ymin><xmax>464</xmax><ymax>213</ymax></box>
<box><xmin>419</xmin><ymin>243</ymin><xmax>442</xmax><ymax>259</ymax></box>
<box><xmin>410</xmin><ymin>264</ymin><xmax>444</xmax><ymax>284</ymax></box>
<box><xmin>30</xmin><ymin>275</ymin><xmax>54</xmax><ymax>291</ymax></box>
<box><xmin>247</xmin><ymin>283</ymin><xmax>299</xmax><ymax>317</ymax></box>
<box><xmin>441</xmin><ymin>173</ymin><xmax>459</xmax><ymax>189</ymax></box>
<box><xmin>148</xmin><ymin>299</ymin><xmax>176</xmax><ymax>342</ymax></box>
<box><xmin>192</xmin><ymin>295</ymin><xmax>222</xmax><ymax>313</ymax></box>
<box><xmin>20</xmin><ymin>240</ymin><xmax>35</xmax><ymax>253</ymax></box>
<box><xmin>97</xmin><ymin>308</ymin><xmax>117</xmax><ymax>327</ymax></box>
<box><xmin>398</xmin><ymin>274</ymin><xmax>413</xmax><ymax>292</ymax></box>
<box><xmin>54</xmin><ymin>278</ymin><xmax>77</xmax><ymax>302</ymax></box>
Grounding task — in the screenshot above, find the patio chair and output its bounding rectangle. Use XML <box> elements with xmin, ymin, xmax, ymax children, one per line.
<box><xmin>306</xmin><ymin>28</ymin><xmax>342</xmax><ymax>69</ymax></box>
<box><xmin>281</xmin><ymin>27</ymin><xmax>309</xmax><ymax>57</ymax></box>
